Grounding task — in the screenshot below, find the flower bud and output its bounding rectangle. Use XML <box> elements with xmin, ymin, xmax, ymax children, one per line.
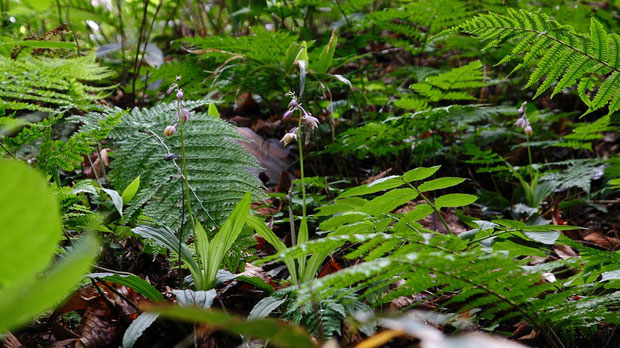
<box><xmin>283</xmin><ymin>109</ymin><xmax>294</xmax><ymax>120</ymax></box>
<box><xmin>179</xmin><ymin>107</ymin><xmax>191</xmax><ymax>122</ymax></box>
<box><xmin>524</xmin><ymin>125</ymin><xmax>533</xmax><ymax>135</ymax></box>
<box><xmin>164</xmin><ymin>124</ymin><xmax>176</xmax><ymax>137</ymax></box>
<box><xmin>175</xmin><ymin>75</ymin><xmax>181</xmax><ymax>82</ymax></box>
<box><xmin>288</xmin><ymin>99</ymin><xmax>297</xmax><ymax>109</ymax></box>
<box><xmin>176</xmin><ymin>90</ymin><xmax>184</xmax><ymax>100</ymax></box>
<box><xmin>280</xmin><ymin>132</ymin><xmax>298</xmax><ymax>146</ymax></box>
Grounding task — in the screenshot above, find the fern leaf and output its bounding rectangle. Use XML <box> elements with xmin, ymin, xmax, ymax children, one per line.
<box><xmin>455</xmin><ymin>10</ymin><xmax>620</xmax><ymax>113</ymax></box>
<box><xmin>589</xmin><ymin>18</ymin><xmax>608</xmax><ymax>61</ymax></box>
<box><xmin>78</xmin><ymin>101</ymin><xmax>265</xmax><ymax>231</ymax></box>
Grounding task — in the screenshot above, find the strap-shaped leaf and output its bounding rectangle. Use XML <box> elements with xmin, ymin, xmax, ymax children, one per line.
<box><xmin>122</xmin><ymin>312</ymin><xmax>159</xmax><ymax>348</ymax></box>
<box><xmin>132</xmin><ymin>224</ymin><xmax>202</xmax><ymax>289</ymax></box>
<box><xmin>205</xmin><ymin>192</ymin><xmax>251</xmax><ymax>289</ymax></box>
<box><xmin>88</xmin><ymin>272</ymin><xmax>164</xmax><ymax>303</ymax></box>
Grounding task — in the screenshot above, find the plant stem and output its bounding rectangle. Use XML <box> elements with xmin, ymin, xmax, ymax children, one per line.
<box><xmin>177</xmin><ymin>103</ymin><xmax>196</xmax><ymax>240</ymax></box>
<box><xmin>297</xmin><ymin>113</ymin><xmax>307</xmax><ymax>222</ymax></box>
<box><xmin>403</xmin><ymin>180</ymin><xmax>452</xmax><ymax>234</ymax></box>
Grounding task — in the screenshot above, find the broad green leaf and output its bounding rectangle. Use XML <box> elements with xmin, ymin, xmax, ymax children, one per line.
<box><xmin>434</xmin><ymin>193</ymin><xmax>478</xmax><ymax>208</ymax></box>
<box><xmin>102</xmin><ymin>187</ymin><xmax>123</xmax><ymax>216</ymax></box>
<box><xmin>283</xmin><ymin>42</ymin><xmax>303</xmax><ymax>72</ymax></box>
<box><xmin>148</xmin><ymin>305</ymin><xmax>316</xmax><ymax>348</ymax></box>
<box><xmin>403</xmin><ymin>166</ymin><xmax>441</xmax><ymax>182</ymax></box>
<box><xmin>403</xmin><ymin>204</ymin><xmax>434</xmax><ymax>221</ymax></box>
<box><xmin>417</xmin><ymin>177</ymin><xmax>465</xmax><ymax>192</ymax></box>
<box><xmin>361</xmin><ymin>188</ymin><xmax>418</xmax><ymax>215</ymax></box>
<box><xmin>122</xmin><ymin>312</ymin><xmax>159</xmax><ymax>348</ymax></box>
<box><xmin>0</xmin><ymin>159</ymin><xmax>62</xmax><ymax>287</ymax></box>
<box><xmin>88</xmin><ymin>272</ymin><xmax>164</xmax><ymax>303</ymax></box>
<box><xmin>121</xmin><ymin>175</ymin><xmax>140</xmax><ymax>204</ymax></box>
<box><xmin>0</xmin><ymin>234</ymin><xmax>99</xmax><ymax>332</ymax></box>
<box><xmin>208</xmin><ymin>103</ymin><xmax>220</xmax><ymax>118</ymax></box>
<box><xmin>315</xmin><ymin>31</ymin><xmax>337</xmax><ymax>74</ymax></box>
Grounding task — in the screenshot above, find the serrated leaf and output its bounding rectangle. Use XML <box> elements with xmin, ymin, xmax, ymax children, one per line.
<box><xmin>434</xmin><ymin>193</ymin><xmax>478</xmax><ymax>208</ymax></box>
<box><xmin>417</xmin><ymin>177</ymin><xmax>465</xmax><ymax>192</ymax></box>
<box><xmin>403</xmin><ymin>166</ymin><xmax>441</xmax><ymax>182</ymax></box>
<box><xmin>361</xmin><ymin>188</ymin><xmax>418</xmax><ymax>215</ymax></box>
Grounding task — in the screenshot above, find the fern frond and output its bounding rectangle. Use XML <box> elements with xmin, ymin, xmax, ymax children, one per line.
<box><xmin>0</xmin><ymin>55</ymin><xmax>114</xmax><ymax>113</ymax></box>
<box><xmin>77</xmin><ymin>101</ymin><xmax>265</xmax><ymax>230</ymax></box>
<box><xmin>456</xmin><ymin>10</ymin><xmax>620</xmax><ymax>115</ymax></box>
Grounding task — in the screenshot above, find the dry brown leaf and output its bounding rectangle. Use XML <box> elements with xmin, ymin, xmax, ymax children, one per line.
<box><xmin>583</xmin><ymin>232</ymin><xmax>620</xmax><ymax>250</ymax></box>
<box><xmin>75</xmin><ymin>311</ymin><xmax>116</xmax><ymax>348</ymax></box>
<box><xmin>2</xmin><ymin>332</ymin><xmax>23</xmax><ymax>348</ymax></box>
<box><xmin>553</xmin><ymin>244</ymin><xmax>578</xmax><ymax>259</ymax></box>
<box><xmin>361</xmin><ymin>169</ymin><xmax>393</xmax><ymax>185</ymax></box>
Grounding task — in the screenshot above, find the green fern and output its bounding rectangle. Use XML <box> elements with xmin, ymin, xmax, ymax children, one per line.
<box><xmin>399</xmin><ymin>60</ymin><xmax>489</xmax><ymax>109</ymax></box>
<box><xmin>367</xmin><ymin>0</ymin><xmax>472</xmax><ymax>53</ymax></box>
<box><xmin>454</xmin><ymin>9</ymin><xmax>620</xmax><ymax>115</ymax></box>
<box><xmin>554</xmin><ymin>115</ymin><xmax>617</xmax><ymax>151</ymax></box>
<box><xmin>259</xmin><ymin>168</ymin><xmax>617</xmax><ymax>347</ymax></box>
<box><xmin>540</xmin><ymin>159</ymin><xmax>604</xmax><ymax>194</ymax></box>
<box><xmin>0</xmin><ymin>55</ymin><xmax>113</xmax><ymax>114</ymax></box>
<box><xmin>76</xmin><ymin>100</ymin><xmax>265</xmax><ymax>230</ymax></box>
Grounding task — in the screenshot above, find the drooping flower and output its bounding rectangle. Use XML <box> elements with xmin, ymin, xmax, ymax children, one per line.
<box><xmin>176</xmin><ymin>90</ymin><xmax>184</xmax><ymax>100</ymax></box>
<box><xmin>304</xmin><ymin>115</ymin><xmax>320</xmax><ymax>129</ymax></box>
<box><xmin>280</xmin><ymin>131</ymin><xmax>298</xmax><ymax>146</ymax></box>
<box><xmin>515</xmin><ymin>117</ymin><xmax>526</xmax><ymax>128</ymax></box>
<box><xmin>524</xmin><ymin>125</ymin><xmax>533</xmax><ymax>135</ymax></box>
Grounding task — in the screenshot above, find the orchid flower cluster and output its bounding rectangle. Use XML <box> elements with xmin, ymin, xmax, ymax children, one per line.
<box><xmin>163</xmin><ymin>76</ymin><xmax>192</xmax><ymax>137</ymax></box>
<box><xmin>515</xmin><ymin>102</ymin><xmax>533</xmax><ymax>136</ymax></box>
<box><xmin>280</xmin><ymin>93</ymin><xmax>320</xmax><ymax>146</ymax></box>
